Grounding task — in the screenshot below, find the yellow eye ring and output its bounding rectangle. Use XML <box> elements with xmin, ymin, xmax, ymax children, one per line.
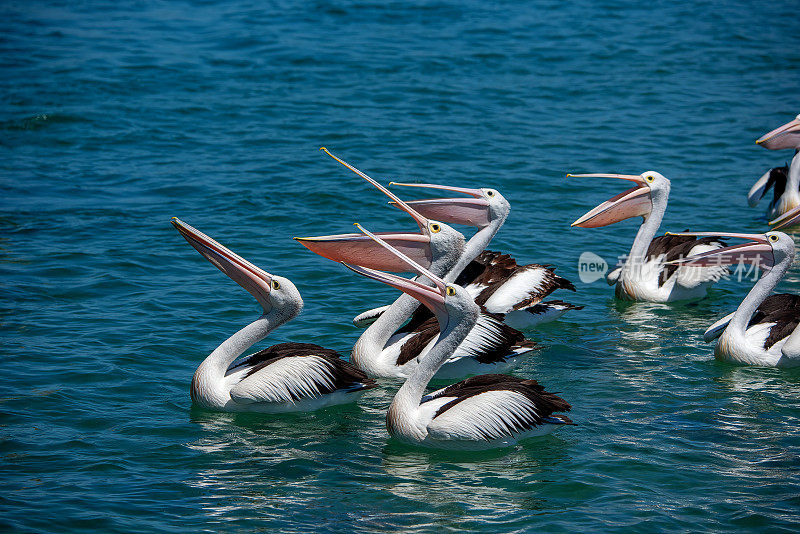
<box><xmin>486</xmin><ymin>190</ymin><xmax>495</xmax><ymax>197</ymax></box>
<box><xmin>645</xmin><ymin>175</ymin><xmax>654</xmax><ymax>183</ymax></box>
<box><xmin>271</xmin><ymin>280</ymin><xmax>281</xmax><ymax>290</ymax></box>
<box><xmin>430</xmin><ymin>223</ymin><xmax>441</xmax><ymax>233</ymax></box>
<box><xmin>446</xmin><ymin>286</ymin><xmax>456</xmax><ymax>296</ymax></box>
<box><xmin>769</xmin><ymin>234</ymin><xmax>779</xmax><ymax>243</ymax></box>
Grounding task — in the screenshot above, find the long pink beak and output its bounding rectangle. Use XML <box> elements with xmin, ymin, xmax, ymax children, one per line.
<box><xmin>294</xmin><ymin>231</ymin><xmax>432</xmax><ymax>272</ymax></box>
<box><xmin>388</xmin><ymin>182</ymin><xmax>491</xmax><ymax>227</ymax></box>
<box><xmin>342</xmin><ymin>223</ymin><xmax>448</xmax><ymax>315</ymax></box>
<box><xmin>756</xmin><ymin>114</ymin><xmax>800</xmax><ymax>150</ymax></box>
<box><xmin>320</xmin><ymin>147</ymin><xmax>431</xmax><ymax>231</ymax></box>
<box><xmin>569</xmin><ymin>174</ymin><xmax>652</xmax><ymax>228</ymax></box>
<box><xmin>770</xmin><ymin>205</ymin><xmax>800</xmax><ymax>230</ymax></box>
<box><xmin>172</xmin><ymin>217</ymin><xmax>274</xmax><ymax>312</ymax></box>
<box><xmin>343</xmin><ymin>263</ymin><xmax>446</xmax><ymax>315</ymax></box>
<box><xmin>664</xmin><ymin>231</ymin><xmax>774</xmax><ymax>268</ymax></box>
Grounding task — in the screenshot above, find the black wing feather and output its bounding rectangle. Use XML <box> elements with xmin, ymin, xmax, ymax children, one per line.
<box><xmin>229</xmin><ymin>342</ymin><xmax>376</xmax><ymax>396</ymax></box>
<box><xmin>425</xmin><ymin>374</ymin><xmax>573</xmax><ymax>433</ymax></box>
<box><xmin>747</xmin><ymin>294</ymin><xmax>800</xmax><ymax>349</ymax></box>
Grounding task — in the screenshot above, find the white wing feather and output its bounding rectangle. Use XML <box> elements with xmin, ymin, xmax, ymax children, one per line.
<box><xmin>606</xmin><ymin>266</ymin><xmax>622</xmax><ymax>285</ymax></box>
<box><xmin>444</xmin><ymin>313</ymin><xmax>529</xmax><ymax>363</ymax></box>
<box><xmin>352</xmin><ymin>305</ymin><xmax>391</xmax><ymax>328</ymax></box>
<box><xmin>482</xmin><ymin>267</ymin><xmax>549</xmax><ymax>314</ymax></box>
<box><xmin>780</xmin><ymin>323</ymin><xmax>800</xmax><ymax>361</ymax></box>
<box><xmin>427</xmin><ymin>390</ymin><xmax>541</xmax><ymax>441</ymax></box>
<box><xmin>703</xmin><ymin>311</ymin><xmax>736</xmax><ymax>342</ymax></box>
<box><xmin>229</xmin><ymin>355</ymin><xmax>337</xmax><ymax>404</ymax></box>
<box><xmin>747</xmin><ymin>169</ymin><xmax>773</xmax><ymax>207</ymax></box>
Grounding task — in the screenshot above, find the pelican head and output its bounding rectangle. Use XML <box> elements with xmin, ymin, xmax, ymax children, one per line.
<box><xmin>172</xmin><ymin>217</ymin><xmax>302</xmax><ymax>320</ymax></box>
<box><xmin>569</xmin><ymin>171</ymin><xmax>670</xmax><ymax>228</ymax></box>
<box><xmin>385</xmin><ymin>182</ymin><xmax>510</xmax><ymax>229</ymax></box>
<box><xmin>756</xmin><ymin>114</ymin><xmax>800</xmax><ymax>150</ymax></box>
<box><xmin>343</xmin><ymin>224</ymin><xmax>478</xmax><ymax>324</ymax></box>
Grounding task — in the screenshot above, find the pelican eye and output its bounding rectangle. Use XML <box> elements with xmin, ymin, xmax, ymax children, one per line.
<box><xmin>486</xmin><ymin>190</ymin><xmax>495</xmax><ymax>197</ymax></box>
<box><xmin>430</xmin><ymin>223</ymin><xmax>441</xmax><ymax>233</ymax></box>
<box><xmin>271</xmin><ymin>279</ymin><xmax>281</xmax><ymax>290</ymax></box>
<box><xmin>769</xmin><ymin>234</ymin><xmax>779</xmax><ymax>243</ymax></box>
<box><xmin>446</xmin><ymin>286</ymin><xmax>456</xmax><ymax>296</ymax></box>
<box><xmin>645</xmin><ymin>175</ymin><xmax>655</xmax><ymax>183</ymax></box>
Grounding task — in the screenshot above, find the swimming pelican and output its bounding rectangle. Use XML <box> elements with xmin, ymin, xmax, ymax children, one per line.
<box><xmin>350</xmin><ymin>182</ymin><xmax>580</xmax><ymax>330</ymax></box>
<box><xmin>172</xmin><ymin>218</ymin><xmax>375</xmax><ymax>412</ymax></box>
<box><xmin>671</xmin><ymin>230</ymin><xmax>800</xmax><ymax>367</ymax></box>
<box><xmin>748</xmin><ymin>114</ymin><xmax>800</xmax><ymax>220</ymax></box>
<box><xmin>570</xmin><ymin>171</ymin><xmax>727</xmax><ymax>302</ymax></box>
<box><xmin>295</xmin><ymin>150</ymin><xmax>536</xmax><ymax>379</ymax></box>
<box><xmin>343</xmin><ymin>224</ymin><xmax>573</xmax><ymax>450</ymax></box>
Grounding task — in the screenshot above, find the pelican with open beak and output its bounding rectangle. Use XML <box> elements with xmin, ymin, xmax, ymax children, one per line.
<box><xmin>295</xmin><ymin>149</ymin><xmax>536</xmax><ymax>379</ymax></box>
<box><xmin>362</xmin><ymin>181</ymin><xmax>581</xmax><ymax>330</ymax></box>
<box><xmin>340</xmin><ymin>224</ymin><xmax>572</xmax><ymax>450</ymax></box>
<box><xmin>569</xmin><ymin>171</ymin><xmax>727</xmax><ymax>302</ymax></box>
<box><xmin>748</xmin><ymin>114</ymin><xmax>800</xmax><ymax>221</ymax></box>
<box><xmin>670</xmin><ymin>231</ymin><xmax>800</xmax><ymax>367</ymax></box>
<box><xmin>171</xmin><ymin>218</ymin><xmax>375</xmax><ymax>412</ymax></box>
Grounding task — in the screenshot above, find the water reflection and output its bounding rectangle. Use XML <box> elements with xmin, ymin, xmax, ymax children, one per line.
<box><xmin>377</xmin><ymin>436</ymin><xmax>571</xmax><ymax>509</ymax></box>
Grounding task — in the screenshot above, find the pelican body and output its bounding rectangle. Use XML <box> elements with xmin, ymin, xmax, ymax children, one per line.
<box><xmin>749</xmin><ymin>114</ymin><xmax>800</xmax><ymax>220</ymax></box>
<box><xmin>676</xmin><ymin>231</ymin><xmax>800</xmax><ymax>368</ymax></box>
<box><xmin>571</xmin><ymin>171</ymin><xmax>727</xmax><ymax>302</ymax></box>
<box><xmin>344</xmin><ymin>226</ymin><xmax>573</xmax><ymax>450</ymax></box>
<box><xmin>173</xmin><ymin>218</ymin><xmax>375</xmax><ymax>412</ymax></box>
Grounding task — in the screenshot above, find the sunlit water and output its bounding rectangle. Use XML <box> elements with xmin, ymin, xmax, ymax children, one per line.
<box><xmin>2</xmin><ymin>1</ymin><xmax>800</xmax><ymax>531</ymax></box>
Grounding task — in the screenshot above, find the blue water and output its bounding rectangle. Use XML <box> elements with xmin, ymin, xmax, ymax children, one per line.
<box><xmin>3</xmin><ymin>1</ymin><xmax>800</xmax><ymax>531</ymax></box>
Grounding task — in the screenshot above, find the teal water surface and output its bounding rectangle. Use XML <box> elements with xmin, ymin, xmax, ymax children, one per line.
<box><xmin>2</xmin><ymin>1</ymin><xmax>800</xmax><ymax>532</ymax></box>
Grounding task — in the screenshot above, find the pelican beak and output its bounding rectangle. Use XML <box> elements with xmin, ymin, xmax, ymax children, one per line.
<box><xmin>294</xmin><ymin>232</ymin><xmax>432</xmax><ymax>272</ymax></box>
<box><xmin>568</xmin><ymin>174</ymin><xmax>652</xmax><ymax>228</ymax></box>
<box><xmin>341</xmin><ymin>222</ymin><xmax>449</xmax><ymax>315</ymax></box>
<box><xmin>343</xmin><ymin>263</ymin><xmax>446</xmax><ymax>315</ymax></box>
<box><xmin>756</xmin><ymin>114</ymin><xmax>800</xmax><ymax>150</ymax></box>
<box><xmin>664</xmin><ymin>231</ymin><xmax>774</xmax><ymax>268</ymax></box>
<box><xmin>319</xmin><ymin>147</ymin><xmax>431</xmax><ymax>231</ymax></box>
<box><xmin>387</xmin><ymin>182</ymin><xmax>491</xmax><ymax>227</ymax></box>
<box><xmin>171</xmin><ymin>217</ymin><xmax>274</xmax><ymax>312</ymax></box>
<box><xmin>770</xmin><ymin>205</ymin><xmax>800</xmax><ymax>230</ymax></box>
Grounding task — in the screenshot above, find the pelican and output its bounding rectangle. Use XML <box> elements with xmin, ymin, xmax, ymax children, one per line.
<box><xmin>295</xmin><ymin>150</ymin><xmax>536</xmax><ymax>379</ymax></box>
<box><xmin>748</xmin><ymin>114</ymin><xmax>800</xmax><ymax>220</ymax></box>
<box><xmin>172</xmin><ymin>218</ymin><xmax>375</xmax><ymax>412</ymax></box>
<box><xmin>343</xmin><ymin>224</ymin><xmax>573</xmax><ymax>450</ymax></box>
<box><xmin>350</xmin><ymin>182</ymin><xmax>580</xmax><ymax>330</ymax></box>
<box><xmin>570</xmin><ymin>171</ymin><xmax>727</xmax><ymax>302</ymax></box>
<box><xmin>671</xmin><ymin>230</ymin><xmax>800</xmax><ymax>367</ymax></box>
